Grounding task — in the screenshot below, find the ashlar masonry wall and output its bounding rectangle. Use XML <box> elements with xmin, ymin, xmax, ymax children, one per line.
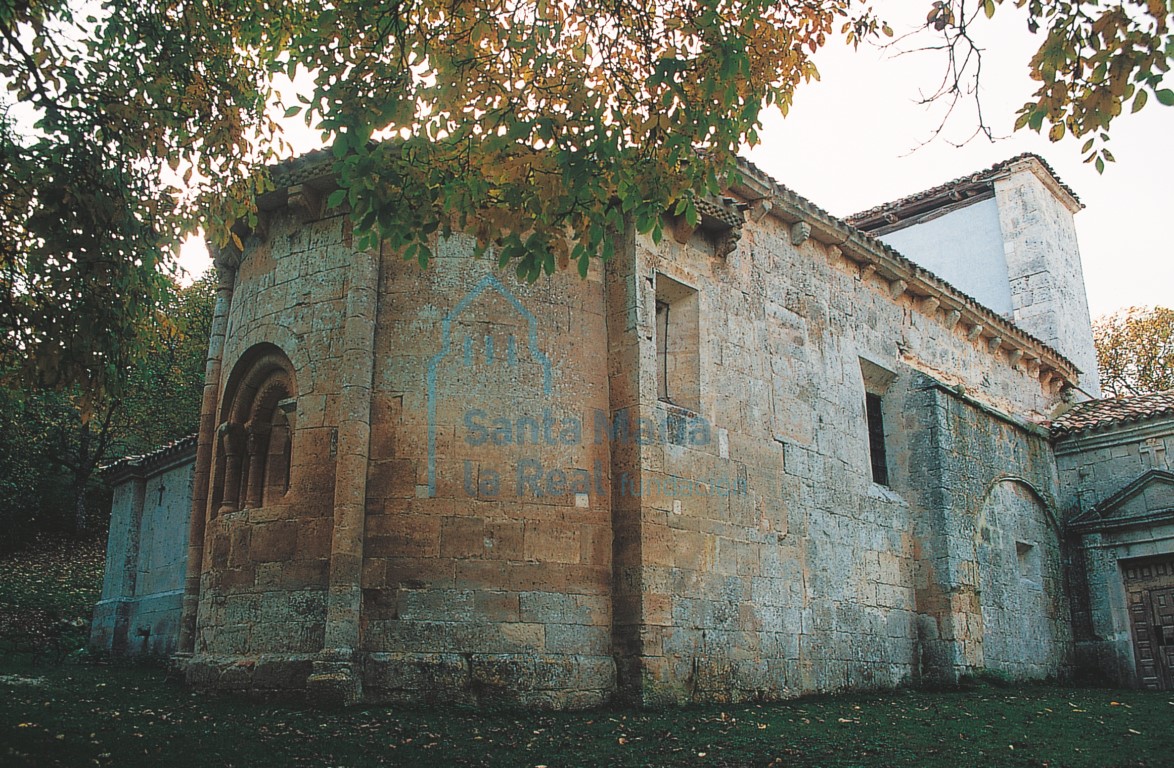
<box><xmin>162</xmin><ymin>157</ymin><xmax>1081</xmax><ymax>707</ymax></box>
<box><xmin>186</xmin><ymin>209</ymin><xmax>353</xmax><ymax>691</ymax></box>
<box><xmin>359</xmin><ymin>237</ymin><xmax>615</xmax><ymax>708</ymax></box>
<box><xmin>607</xmin><ymin>180</ymin><xmax>1073</xmax><ymax>703</ymax></box>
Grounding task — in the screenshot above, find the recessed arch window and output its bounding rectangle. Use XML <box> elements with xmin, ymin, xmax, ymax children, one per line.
<box><xmin>212</xmin><ymin>344</ymin><xmax>297</xmax><ymax>515</ymax></box>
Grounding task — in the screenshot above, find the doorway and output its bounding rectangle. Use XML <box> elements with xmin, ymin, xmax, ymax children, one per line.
<box><xmin>1123</xmin><ymin>556</ymin><xmax>1174</xmax><ymax>690</ymax></box>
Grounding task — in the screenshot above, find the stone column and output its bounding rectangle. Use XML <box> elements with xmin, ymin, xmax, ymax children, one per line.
<box><xmin>307</xmin><ymin>238</ymin><xmax>380</xmax><ymax>705</ymax></box>
<box><xmin>605</xmin><ymin>221</ymin><xmax>656</xmax><ymax>705</ymax></box>
<box><xmin>243</xmin><ymin>422</ymin><xmax>268</xmax><ymax>508</ymax></box>
<box><xmin>216</xmin><ymin>422</ymin><xmax>244</xmax><ymax>513</ymax></box>
<box><xmin>177</xmin><ymin>249</ymin><xmax>237</xmax><ymax>656</ymax></box>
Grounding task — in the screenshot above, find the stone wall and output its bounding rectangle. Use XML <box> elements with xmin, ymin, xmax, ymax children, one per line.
<box><xmin>903</xmin><ymin>383</ymin><xmax>1069</xmax><ymax>682</ymax></box>
<box><xmin>861</xmin><ymin>158</ymin><xmax>1100</xmax><ymax>397</ymax></box>
<box><xmin>186</xmin><ymin>211</ymin><xmax>350</xmax><ymax>691</ymax></box>
<box><xmin>159</xmin><ymin>156</ymin><xmax>1085</xmax><ymax>707</ymax></box>
<box><xmin>92</xmin><ymin>441</ymin><xmax>195</xmax><ymax>656</ymax></box>
<box><xmin>606</xmin><ymin>188</ymin><xmax>1071</xmax><ymax>703</ymax></box>
<box><xmin>359</xmin><ymin>237</ymin><xmax>615</xmax><ymax>709</ymax></box>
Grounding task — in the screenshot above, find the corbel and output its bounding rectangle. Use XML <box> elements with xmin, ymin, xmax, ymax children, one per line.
<box><xmin>790</xmin><ymin>220</ymin><xmax>812</xmax><ymax>246</ymax></box>
<box><xmin>288</xmin><ymin>184</ymin><xmax>326</xmax><ymax>223</ymax></box>
<box><xmin>749</xmin><ymin>198</ymin><xmax>773</xmax><ymax>223</ymax></box>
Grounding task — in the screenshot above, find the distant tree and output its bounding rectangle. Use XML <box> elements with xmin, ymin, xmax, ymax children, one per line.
<box><xmin>1094</xmin><ymin>306</ymin><xmax>1174</xmax><ymax>398</ymax></box>
<box><xmin>110</xmin><ymin>271</ymin><xmax>215</xmax><ymax>457</ymax></box>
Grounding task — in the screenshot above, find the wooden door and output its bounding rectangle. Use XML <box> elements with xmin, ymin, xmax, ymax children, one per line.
<box><xmin>1123</xmin><ymin>558</ymin><xmax>1174</xmax><ymax>690</ymax></box>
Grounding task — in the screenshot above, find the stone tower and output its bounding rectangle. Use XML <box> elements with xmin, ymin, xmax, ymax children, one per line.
<box><xmin>849</xmin><ymin>154</ymin><xmax>1101</xmax><ymax>397</ymax></box>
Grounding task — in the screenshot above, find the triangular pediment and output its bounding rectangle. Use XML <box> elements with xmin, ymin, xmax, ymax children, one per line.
<box><xmin>1073</xmin><ymin>470</ymin><xmax>1174</xmax><ymax>531</ymax></box>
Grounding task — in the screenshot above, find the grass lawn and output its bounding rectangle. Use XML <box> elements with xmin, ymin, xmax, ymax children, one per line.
<box><xmin>1</xmin><ymin>661</ymin><xmax>1172</xmax><ymax>767</ymax></box>
<box><xmin>2</xmin><ymin>537</ymin><xmax>1172</xmax><ymax>767</ymax></box>
<box><xmin>0</xmin><ymin>534</ymin><xmax>106</xmax><ymax>661</ymax></box>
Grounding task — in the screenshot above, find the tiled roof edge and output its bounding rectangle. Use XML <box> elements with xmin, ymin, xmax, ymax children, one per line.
<box><xmin>845</xmin><ymin>153</ymin><xmax>1083</xmax><ymax>227</ymax></box>
<box><xmin>1050</xmin><ymin>390</ymin><xmax>1174</xmax><ymax>438</ymax></box>
<box><xmin>244</xmin><ymin>147</ymin><xmax>1085</xmax><ymax>388</ymax></box>
<box><xmin>103</xmin><ymin>434</ymin><xmax>199</xmax><ymax>478</ymax></box>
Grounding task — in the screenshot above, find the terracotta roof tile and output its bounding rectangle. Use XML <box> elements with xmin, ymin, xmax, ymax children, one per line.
<box><xmin>103</xmin><ymin>433</ymin><xmax>199</xmax><ymax>476</ymax></box>
<box><xmin>1051</xmin><ymin>390</ymin><xmax>1174</xmax><ymax>437</ymax></box>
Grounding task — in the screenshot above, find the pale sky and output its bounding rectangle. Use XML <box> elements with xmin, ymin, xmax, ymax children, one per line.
<box><xmin>178</xmin><ymin>5</ymin><xmax>1173</xmax><ymax>319</ymax></box>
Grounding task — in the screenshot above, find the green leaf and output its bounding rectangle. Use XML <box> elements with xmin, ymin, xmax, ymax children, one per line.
<box><xmin>327</xmin><ymin>189</ymin><xmax>347</xmax><ymax>209</ymax></box>
<box><xmin>1132</xmin><ymin>89</ymin><xmax>1148</xmax><ymax>112</ymax></box>
<box><xmin>1155</xmin><ymin>89</ymin><xmax>1174</xmax><ymax>106</ymax></box>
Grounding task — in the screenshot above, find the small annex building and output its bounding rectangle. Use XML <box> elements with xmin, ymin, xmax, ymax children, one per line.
<box><xmin>91</xmin><ymin>152</ymin><xmax>1174</xmax><ymax>705</ymax></box>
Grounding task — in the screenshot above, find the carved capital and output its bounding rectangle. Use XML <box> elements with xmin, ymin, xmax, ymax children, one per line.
<box><xmin>217</xmin><ymin>421</ymin><xmax>244</xmax><ymax>454</ymax></box>
<box><xmin>210</xmin><ymin>240</ymin><xmax>242</xmax><ymax>274</ymax></box>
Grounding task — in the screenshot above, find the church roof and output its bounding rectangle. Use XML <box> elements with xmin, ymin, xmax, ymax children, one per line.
<box><xmin>731</xmin><ymin>156</ymin><xmax>1080</xmax><ymax>385</ymax></box>
<box><xmin>248</xmin><ymin>147</ymin><xmax>1084</xmax><ymax>389</ymax></box>
<box><xmin>845</xmin><ymin>153</ymin><xmax>1083</xmax><ymax>234</ymax></box>
<box><xmin>103</xmin><ymin>433</ymin><xmax>199</xmax><ymax>479</ymax></box>
<box><xmin>1051</xmin><ymin>390</ymin><xmax>1174</xmax><ymax>437</ymax></box>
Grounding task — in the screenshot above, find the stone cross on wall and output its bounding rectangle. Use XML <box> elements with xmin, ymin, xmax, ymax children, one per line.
<box><xmin>156</xmin><ymin>481</ymin><xmax>167</xmax><ymax>507</ymax></box>
<box><xmin>1140</xmin><ymin>438</ymin><xmax>1168</xmax><ymax>471</ymax></box>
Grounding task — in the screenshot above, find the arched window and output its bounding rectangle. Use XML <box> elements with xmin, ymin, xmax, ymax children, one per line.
<box><xmin>212</xmin><ymin>344</ymin><xmax>297</xmax><ymax>516</ymax></box>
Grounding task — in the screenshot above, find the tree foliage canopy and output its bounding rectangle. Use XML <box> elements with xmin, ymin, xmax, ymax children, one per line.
<box><xmin>1094</xmin><ymin>305</ymin><xmax>1174</xmax><ymax>398</ymax></box>
<box><xmin>0</xmin><ymin>271</ymin><xmax>213</xmax><ymax>546</ymax></box>
<box><xmin>0</xmin><ymin>0</ymin><xmax>1171</xmax><ymax>396</ymax></box>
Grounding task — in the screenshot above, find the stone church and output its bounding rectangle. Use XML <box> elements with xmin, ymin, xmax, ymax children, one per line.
<box><xmin>91</xmin><ymin>153</ymin><xmax>1174</xmax><ymax>706</ymax></box>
